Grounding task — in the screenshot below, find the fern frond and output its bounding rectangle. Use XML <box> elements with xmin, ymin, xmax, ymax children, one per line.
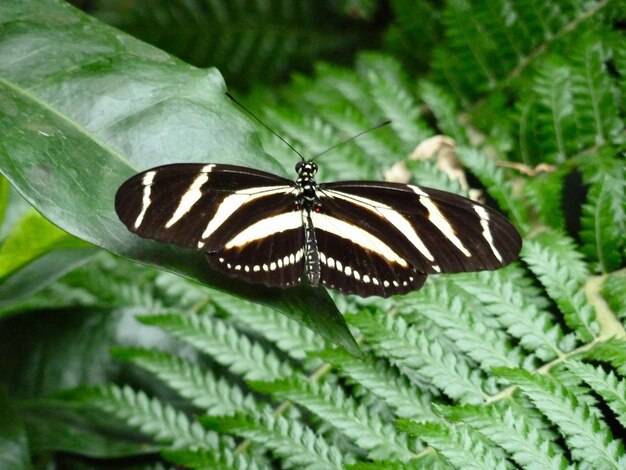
<box><xmin>208</xmin><ymin>289</ymin><xmax>327</xmax><ymax>362</ymax></box>
<box><xmin>585</xmin><ymin>339</ymin><xmax>626</xmax><ymax>377</ymax></box>
<box><xmin>419</xmin><ymin>81</ymin><xmax>466</xmax><ymax>144</ymax></box>
<box><xmin>570</xmin><ymin>37</ymin><xmax>624</xmax><ymax>146</ymax></box>
<box><xmin>580</xmin><ymin>173</ymin><xmax>626</xmax><ymax>273</ymax></box>
<box><xmin>452</xmin><ymin>270</ymin><xmax>566</xmax><ymax>360</ymax></box>
<box><xmin>523</xmin><ymin>170</ymin><xmax>566</xmax><ymax>230</ymax></box>
<box><xmin>398</xmin><ymin>419</ymin><xmax>509</xmax><ymax>470</ymax></box>
<box><xmin>382</xmin><ymin>0</ymin><xmax>440</xmax><ymax>73</ymax></box>
<box><xmin>602</xmin><ymin>271</ymin><xmax>626</xmax><ymax>321</ymax></box>
<box><xmin>495</xmin><ymin>367</ymin><xmax>626</xmax><ymax>468</ymax></box>
<box><xmin>314</xmin><ymin>348</ymin><xmax>434</xmax><ymax>421</ymax></box>
<box><xmin>348</xmin><ymin>311</ymin><xmax>488</xmax><ymax>404</ymax></box>
<box><xmin>153</xmin><ymin>272</ymin><xmax>213</xmax><ymax>312</ymax></box>
<box><xmin>317</xmin><ymin>103</ymin><xmax>396</xmax><ymax>165</ymax></box>
<box><xmin>163</xmin><ymin>446</ymin><xmax>267</xmax><ymax>470</ymax></box>
<box><xmin>250</xmin><ymin>376</ymin><xmax>419</xmax><ymax>461</ymax></box>
<box><xmin>138</xmin><ymin>313</ymin><xmax>293</xmax><ymax>380</ymax></box>
<box><xmin>111</xmin><ymin>347</ymin><xmax>257</xmax><ymax>416</ymax></box>
<box><xmin>348</xmin><ymin>453</ymin><xmax>452</xmax><ymax>470</ymax></box>
<box><xmin>533</xmin><ymin>61</ymin><xmax>577</xmax><ymax>162</ymax></box>
<box><xmin>565</xmin><ymin>360</ymin><xmax>626</xmax><ymax>428</ymax></box>
<box><xmin>431</xmin><ymin>0</ymin><xmax>612</xmax><ymax>108</ymax></box>
<box><xmin>96</xmin><ymin>0</ymin><xmax>373</xmax><ymax>90</ymax></box>
<box><xmin>299</xmin><ymin>63</ymin><xmax>375</xmax><ymax>116</ymax></box>
<box><xmin>203</xmin><ymin>410</ymin><xmax>351</xmax><ymax>469</ymax></box>
<box><xmin>521</xmin><ymin>230</ymin><xmax>599</xmax><ymax>341</ymax></box>
<box><xmin>410</xmin><ymin>280</ymin><xmax>523</xmax><ymax>369</ymax></box>
<box><xmin>262</xmin><ymin>107</ymin><xmax>379</xmax><ymax>181</ymax></box>
<box><xmin>440</xmin><ymin>402</ymin><xmax>569</xmax><ymax>469</ymax></box>
<box><xmin>83</xmin><ymin>385</ymin><xmax>218</xmax><ymax>449</ymax></box>
<box><xmin>357</xmin><ymin>53</ymin><xmax>431</xmax><ymax>149</ymax></box>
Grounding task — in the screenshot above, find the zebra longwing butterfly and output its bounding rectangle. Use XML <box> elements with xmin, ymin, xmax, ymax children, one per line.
<box><xmin>115</xmin><ymin>157</ymin><xmax>522</xmax><ymax>298</ymax></box>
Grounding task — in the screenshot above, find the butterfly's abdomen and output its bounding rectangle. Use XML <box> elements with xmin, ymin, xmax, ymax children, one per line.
<box><xmin>303</xmin><ymin>212</ymin><xmax>321</xmax><ymax>286</ymax></box>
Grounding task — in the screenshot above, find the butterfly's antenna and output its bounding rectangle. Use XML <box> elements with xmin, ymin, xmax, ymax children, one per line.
<box><xmin>225</xmin><ymin>92</ymin><xmax>305</xmax><ymax>161</ymax></box>
<box><xmin>310</xmin><ymin>120</ymin><xmax>392</xmax><ymax>161</ymax></box>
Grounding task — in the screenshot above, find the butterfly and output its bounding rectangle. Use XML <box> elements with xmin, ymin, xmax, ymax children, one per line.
<box><xmin>115</xmin><ymin>155</ymin><xmax>522</xmax><ymax>298</ymax></box>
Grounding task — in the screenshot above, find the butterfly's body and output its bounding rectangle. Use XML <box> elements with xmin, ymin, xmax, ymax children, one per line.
<box><xmin>116</xmin><ymin>159</ymin><xmax>521</xmax><ymax>297</ymax></box>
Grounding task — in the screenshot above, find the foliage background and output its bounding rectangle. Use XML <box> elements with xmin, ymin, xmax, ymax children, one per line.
<box><xmin>0</xmin><ymin>0</ymin><xmax>624</xmax><ymax>468</ymax></box>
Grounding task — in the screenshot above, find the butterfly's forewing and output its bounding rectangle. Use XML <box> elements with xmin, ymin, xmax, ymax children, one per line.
<box><xmin>115</xmin><ymin>163</ymin><xmax>305</xmax><ymax>287</ymax></box>
<box><xmin>316</xmin><ymin>181</ymin><xmax>521</xmax><ymax>296</ymax></box>
<box><xmin>115</xmin><ymin>163</ymin><xmax>293</xmax><ymax>249</ymax></box>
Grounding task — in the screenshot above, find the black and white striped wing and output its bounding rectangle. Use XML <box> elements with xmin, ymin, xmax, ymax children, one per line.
<box><xmin>315</xmin><ymin>181</ymin><xmax>522</xmax><ymax>297</ymax></box>
<box><xmin>115</xmin><ymin>163</ymin><xmax>304</xmax><ymax>288</ymax></box>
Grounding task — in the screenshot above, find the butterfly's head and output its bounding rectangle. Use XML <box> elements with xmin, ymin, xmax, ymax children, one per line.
<box><xmin>296</xmin><ymin>160</ymin><xmax>317</xmax><ymax>176</ymax></box>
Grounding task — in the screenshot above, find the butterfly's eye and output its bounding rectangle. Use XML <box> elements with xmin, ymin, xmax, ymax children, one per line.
<box><xmin>295</xmin><ymin>161</ymin><xmax>305</xmax><ymax>173</ymax></box>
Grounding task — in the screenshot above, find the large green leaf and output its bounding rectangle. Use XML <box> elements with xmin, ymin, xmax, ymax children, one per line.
<box><xmin>0</xmin><ymin>0</ymin><xmax>357</xmax><ymax>354</ymax></box>
<box><xmin>0</xmin><ymin>176</ymin><xmax>8</xmax><ymax>230</ymax></box>
<box><xmin>0</xmin><ymin>209</ymin><xmax>89</xmax><ymax>279</ymax></box>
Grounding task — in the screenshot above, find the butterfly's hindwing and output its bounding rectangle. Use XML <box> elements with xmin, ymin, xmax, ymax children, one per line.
<box><xmin>207</xmin><ymin>225</ymin><xmax>305</xmax><ymax>288</ymax></box>
<box><xmin>312</xmin><ymin>223</ymin><xmax>426</xmax><ymax>296</ymax></box>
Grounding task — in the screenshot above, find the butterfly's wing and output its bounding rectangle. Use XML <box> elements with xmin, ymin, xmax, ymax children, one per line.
<box><xmin>315</xmin><ymin>181</ymin><xmax>522</xmax><ymax>297</ymax></box>
<box><xmin>115</xmin><ymin>163</ymin><xmax>304</xmax><ymax>288</ymax></box>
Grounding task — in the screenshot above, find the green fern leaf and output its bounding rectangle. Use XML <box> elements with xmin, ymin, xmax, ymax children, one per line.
<box><xmin>348</xmin><ymin>311</ymin><xmax>488</xmax><ymax>404</ymax></box>
<box><xmin>208</xmin><ymin>289</ymin><xmax>327</xmax><ymax>361</ymax></box>
<box><xmin>163</xmin><ymin>446</ymin><xmax>268</xmax><ymax>470</ymax></box>
<box><xmin>408</xmin><ymin>280</ymin><xmax>523</xmax><ymax>369</ymax></box>
<box><xmin>522</xmin><ymin>170</ymin><xmax>566</xmax><ymax>230</ymax></box>
<box><xmin>153</xmin><ymin>272</ymin><xmax>214</xmax><ymax>312</ymax></box>
<box><xmin>250</xmin><ymin>376</ymin><xmax>419</xmax><ymax>461</ymax></box>
<box><xmin>440</xmin><ymin>402</ymin><xmax>569</xmax><ymax>469</ymax></box>
<box><xmin>203</xmin><ymin>410</ymin><xmax>351</xmax><ymax>469</ymax></box>
<box><xmin>495</xmin><ymin>367</ymin><xmax>626</xmax><ymax>468</ymax></box>
<box><xmin>579</xmin><ymin>172</ymin><xmax>626</xmax><ymax>273</ymax></box>
<box><xmin>419</xmin><ymin>81</ymin><xmax>466</xmax><ymax>144</ymax></box>
<box><xmin>313</xmin><ymin>348</ymin><xmax>434</xmax><ymax>421</ymax></box>
<box><xmin>601</xmin><ymin>271</ymin><xmax>626</xmax><ymax>321</ymax></box>
<box><xmin>111</xmin><ymin>347</ymin><xmax>257</xmax><ymax>416</ymax></box>
<box><xmin>566</xmin><ymin>360</ymin><xmax>626</xmax><ymax>428</ymax></box>
<box><xmin>534</xmin><ymin>62</ymin><xmax>577</xmax><ymax>162</ymax></box>
<box><xmin>452</xmin><ymin>270</ymin><xmax>566</xmax><ymax>361</ymax></box>
<box><xmin>82</xmin><ymin>385</ymin><xmax>218</xmax><ymax>449</ymax></box>
<box><xmin>138</xmin><ymin>313</ymin><xmax>293</xmax><ymax>380</ymax></box>
<box><xmin>347</xmin><ymin>452</ymin><xmax>451</xmax><ymax>469</ymax></box>
<box><xmin>570</xmin><ymin>37</ymin><xmax>624</xmax><ymax>146</ymax></box>
<box><xmin>94</xmin><ymin>0</ymin><xmax>374</xmax><ymax>90</ymax></box>
<box><xmin>521</xmin><ymin>230</ymin><xmax>600</xmax><ymax>341</ymax></box>
<box><xmin>398</xmin><ymin>419</ymin><xmax>510</xmax><ymax>470</ymax></box>
<box><xmin>358</xmin><ymin>53</ymin><xmax>431</xmax><ymax>150</ymax></box>
<box><xmin>585</xmin><ymin>339</ymin><xmax>626</xmax><ymax>377</ymax></box>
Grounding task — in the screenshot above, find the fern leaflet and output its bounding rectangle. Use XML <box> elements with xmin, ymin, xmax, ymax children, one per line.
<box><xmin>111</xmin><ymin>347</ymin><xmax>257</xmax><ymax>416</ymax></box>
<box><xmin>138</xmin><ymin>313</ymin><xmax>293</xmax><ymax>380</ymax></box>
<box><xmin>495</xmin><ymin>367</ymin><xmax>626</xmax><ymax>468</ymax></box>
<box><xmin>250</xmin><ymin>376</ymin><xmax>419</xmax><ymax>461</ymax></box>
<box><xmin>203</xmin><ymin>410</ymin><xmax>350</xmax><ymax>469</ymax></box>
